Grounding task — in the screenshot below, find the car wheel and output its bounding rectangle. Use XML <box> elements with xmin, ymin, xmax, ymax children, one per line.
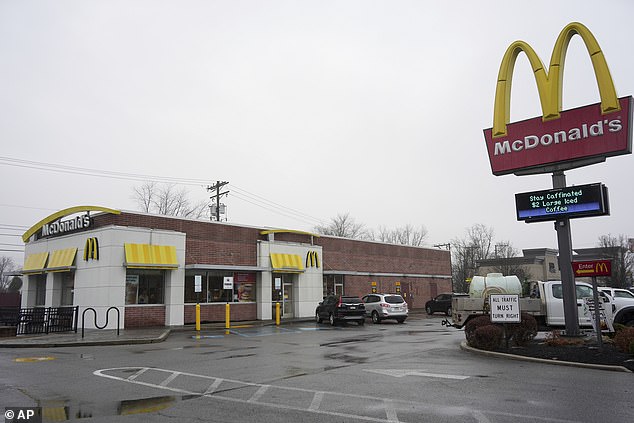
<box><xmin>315</xmin><ymin>311</ymin><xmax>322</xmax><ymax>324</ymax></box>
<box><xmin>358</xmin><ymin>319</ymin><xmax>365</xmax><ymax>326</ymax></box>
<box><xmin>446</xmin><ymin>307</ymin><xmax>452</xmax><ymax>316</ymax></box>
<box><xmin>329</xmin><ymin>313</ymin><xmax>336</xmax><ymax>326</ymax></box>
<box><xmin>397</xmin><ymin>318</ymin><xmax>406</xmax><ymax>324</ymax></box>
<box><xmin>371</xmin><ymin>311</ymin><xmax>381</xmax><ymax>324</ymax></box>
<box><xmin>425</xmin><ymin>306</ymin><xmax>433</xmax><ymax>315</ymax></box>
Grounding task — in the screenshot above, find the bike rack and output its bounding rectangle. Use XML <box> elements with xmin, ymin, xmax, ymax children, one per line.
<box><xmin>81</xmin><ymin>307</ymin><xmax>120</xmax><ymax>338</ymax></box>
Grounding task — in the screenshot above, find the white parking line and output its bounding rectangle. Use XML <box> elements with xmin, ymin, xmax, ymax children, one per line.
<box><xmin>308</xmin><ymin>391</ymin><xmax>324</xmax><ymax>411</ymax></box>
<box><xmin>363</xmin><ymin>369</ymin><xmax>469</xmax><ymax>380</ymax></box>
<box><xmin>159</xmin><ymin>371</ymin><xmax>180</xmax><ymax>387</ymax></box>
<box><xmin>93</xmin><ymin>367</ymin><xmax>579</xmax><ymax>423</ymax></box>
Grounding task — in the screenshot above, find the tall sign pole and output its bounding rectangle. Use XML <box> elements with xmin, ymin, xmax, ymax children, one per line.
<box><xmin>552</xmin><ymin>171</ymin><xmax>580</xmax><ymax>336</ymax></box>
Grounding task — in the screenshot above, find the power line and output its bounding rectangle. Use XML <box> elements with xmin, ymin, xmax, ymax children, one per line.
<box><xmin>0</xmin><ymin>155</ymin><xmax>327</xmax><ymax>228</ymax></box>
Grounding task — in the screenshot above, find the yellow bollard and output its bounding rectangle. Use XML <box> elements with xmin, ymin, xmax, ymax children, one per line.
<box><xmin>276</xmin><ymin>302</ymin><xmax>280</xmax><ymax>326</ymax></box>
<box><xmin>195</xmin><ymin>303</ymin><xmax>201</xmax><ymax>332</ymax></box>
<box><xmin>225</xmin><ymin>303</ymin><xmax>230</xmax><ymax>330</ymax></box>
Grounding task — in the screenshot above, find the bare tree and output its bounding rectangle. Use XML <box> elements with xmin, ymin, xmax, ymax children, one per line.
<box><xmin>451</xmin><ymin>224</ymin><xmax>495</xmax><ymax>293</ymax></box>
<box><xmin>597</xmin><ymin>234</ymin><xmax>633</xmax><ymax>289</ymax></box>
<box><xmin>314</xmin><ymin>213</ymin><xmax>369</xmax><ymax>239</ymax></box>
<box><xmin>132</xmin><ymin>182</ymin><xmax>210</xmax><ymax>219</ymax></box>
<box><xmin>371</xmin><ymin>224</ymin><xmax>428</xmax><ymax>246</ymax></box>
<box><xmin>0</xmin><ymin>256</ymin><xmax>17</xmax><ymax>292</ymax></box>
<box><xmin>490</xmin><ymin>242</ymin><xmax>532</xmax><ymax>283</ymax></box>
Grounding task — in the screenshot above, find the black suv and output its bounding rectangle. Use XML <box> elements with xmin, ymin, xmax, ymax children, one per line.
<box><xmin>425</xmin><ymin>293</ymin><xmax>453</xmax><ymax>316</ymax></box>
<box><xmin>316</xmin><ymin>295</ymin><xmax>365</xmax><ymax>326</ymax></box>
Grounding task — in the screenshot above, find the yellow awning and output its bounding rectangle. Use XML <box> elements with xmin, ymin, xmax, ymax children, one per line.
<box><xmin>124</xmin><ymin>243</ymin><xmax>178</xmax><ymax>269</ymax></box>
<box><xmin>270</xmin><ymin>253</ymin><xmax>305</xmax><ymax>273</ymax></box>
<box><xmin>23</xmin><ymin>252</ymin><xmax>49</xmax><ymax>274</ymax></box>
<box><xmin>47</xmin><ymin>248</ymin><xmax>78</xmax><ymax>272</ymax></box>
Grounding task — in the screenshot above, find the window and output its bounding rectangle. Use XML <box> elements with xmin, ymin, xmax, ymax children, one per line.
<box><xmin>34</xmin><ymin>274</ymin><xmax>46</xmax><ymax>306</ymax></box>
<box><xmin>184</xmin><ymin>271</ymin><xmax>256</xmax><ymax>303</ymax></box>
<box><xmin>615</xmin><ymin>290</ymin><xmax>634</xmax><ymax>299</ymax></box>
<box><xmin>61</xmin><ymin>272</ymin><xmax>74</xmax><ymax>306</ymax></box>
<box><xmin>125</xmin><ymin>269</ymin><xmax>165</xmax><ymax>305</ymax></box>
<box><xmin>323</xmin><ymin>274</ymin><xmax>344</xmax><ymax>296</ymax></box>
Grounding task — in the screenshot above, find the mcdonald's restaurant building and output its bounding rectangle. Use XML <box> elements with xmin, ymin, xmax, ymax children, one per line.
<box><xmin>21</xmin><ymin>207</ymin><xmax>452</xmax><ymax>329</ymax></box>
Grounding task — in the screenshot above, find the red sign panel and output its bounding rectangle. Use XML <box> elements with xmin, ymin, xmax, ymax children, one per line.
<box><xmin>572</xmin><ymin>260</ymin><xmax>612</xmax><ymax>277</ymax></box>
<box><xmin>484</xmin><ymin>96</ymin><xmax>632</xmax><ymax>175</ymax></box>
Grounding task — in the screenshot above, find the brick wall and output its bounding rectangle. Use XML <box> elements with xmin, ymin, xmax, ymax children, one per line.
<box><xmin>316</xmin><ymin>237</ymin><xmax>451</xmax><ymax>276</ymax></box>
<box><xmin>343</xmin><ymin>275</ymin><xmax>451</xmax><ymax>309</ymax></box>
<box><xmin>93</xmin><ymin>212</ymin><xmax>260</xmax><ymax>266</ymax></box>
<box><xmin>184</xmin><ymin>303</ymin><xmax>257</xmax><ymax>324</ymax></box>
<box><xmin>124</xmin><ymin>306</ymin><xmax>166</xmax><ymax>328</ymax></box>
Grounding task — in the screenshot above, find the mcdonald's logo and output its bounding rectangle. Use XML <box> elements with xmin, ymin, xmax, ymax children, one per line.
<box><xmin>572</xmin><ymin>260</ymin><xmax>611</xmax><ymax>277</ymax></box>
<box><xmin>84</xmin><ymin>237</ymin><xmax>99</xmax><ymax>261</ymax></box>
<box><xmin>305</xmin><ymin>251</ymin><xmax>320</xmax><ymax>268</ymax></box>
<box><xmin>484</xmin><ymin>22</ymin><xmax>632</xmax><ymax>176</ymax></box>
<box><xmin>595</xmin><ymin>261</ymin><xmax>610</xmax><ymax>276</ymax></box>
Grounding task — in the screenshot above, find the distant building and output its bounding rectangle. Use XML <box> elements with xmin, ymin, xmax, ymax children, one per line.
<box><xmin>476</xmin><ymin>248</ymin><xmax>561</xmax><ymax>282</ymax></box>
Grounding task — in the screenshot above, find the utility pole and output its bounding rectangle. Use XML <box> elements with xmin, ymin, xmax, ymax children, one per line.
<box><xmin>207</xmin><ymin>181</ymin><xmax>229</xmax><ymax>222</ymax></box>
<box><xmin>434</xmin><ymin>243</ymin><xmax>453</xmax><ymax>292</ymax></box>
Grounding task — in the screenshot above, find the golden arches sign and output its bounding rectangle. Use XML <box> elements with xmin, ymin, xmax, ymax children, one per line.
<box><xmin>22</xmin><ymin>206</ymin><xmax>120</xmax><ymax>242</ymax></box>
<box><xmin>493</xmin><ymin>22</ymin><xmax>620</xmax><ymax>138</ymax></box>
<box><xmin>305</xmin><ymin>251</ymin><xmax>320</xmax><ymax>268</ymax></box>
<box><xmin>595</xmin><ymin>261</ymin><xmax>609</xmax><ymax>275</ymax></box>
<box><xmin>84</xmin><ymin>237</ymin><xmax>99</xmax><ymax>261</ymax></box>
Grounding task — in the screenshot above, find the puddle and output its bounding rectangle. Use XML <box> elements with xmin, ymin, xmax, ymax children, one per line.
<box><xmin>324</xmin><ymin>352</ymin><xmax>368</xmax><ymax>364</ymax></box>
<box><xmin>37</xmin><ymin>394</ymin><xmax>199</xmax><ymax>420</ymax></box>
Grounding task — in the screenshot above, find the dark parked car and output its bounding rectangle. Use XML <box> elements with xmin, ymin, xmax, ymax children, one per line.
<box><xmin>425</xmin><ymin>293</ymin><xmax>453</xmax><ymax>316</ymax></box>
<box><xmin>316</xmin><ymin>295</ymin><xmax>365</xmax><ymax>326</ymax></box>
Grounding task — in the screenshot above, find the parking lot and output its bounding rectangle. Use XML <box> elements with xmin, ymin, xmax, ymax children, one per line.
<box><xmin>1</xmin><ymin>315</ymin><xmax>632</xmax><ymax>423</ymax></box>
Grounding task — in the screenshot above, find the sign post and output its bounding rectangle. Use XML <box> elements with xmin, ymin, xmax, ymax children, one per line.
<box><xmin>489</xmin><ymin>294</ymin><xmax>521</xmax><ymax>350</ymax></box>
<box><xmin>572</xmin><ymin>260</ymin><xmax>612</xmax><ymax>348</ymax></box>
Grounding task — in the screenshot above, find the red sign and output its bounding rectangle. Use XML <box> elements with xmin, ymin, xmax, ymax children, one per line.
<box><xmin>484</xmin><ymin>96</ymin><xmax>632</xmax><ymax>175</ymax></box>
<box><xmin>572</xmin><ymin>260</ymin><xmax>612</xmax><ymax>277</ymax></box>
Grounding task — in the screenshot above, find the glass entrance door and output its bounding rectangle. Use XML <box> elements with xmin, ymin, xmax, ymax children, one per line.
<box><xmin>283</xmin><ymin>282</ymin><xmax>294</xmax><ymax>318</ymax></box>
<box><xmin>272</xmin><ymin>273</ymin><xmax>294</xmax><ymax>319</ymax></box>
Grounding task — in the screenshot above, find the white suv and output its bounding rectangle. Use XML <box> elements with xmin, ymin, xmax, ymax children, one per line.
<box><xmin>362</xmin><ymin>293</ymin><xmax>408</xmax><ymax>324</ymax></box>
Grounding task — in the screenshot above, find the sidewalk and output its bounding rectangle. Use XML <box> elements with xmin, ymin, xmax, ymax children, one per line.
<box><xmin>0</xmin><ymin>319</ymin><xmax>290</xmax><ymax>348</ymax></box>
<box><xmin>0</xmin><ymin>311</ymin><xmax>430</xmax><ymax>348</ymax></box>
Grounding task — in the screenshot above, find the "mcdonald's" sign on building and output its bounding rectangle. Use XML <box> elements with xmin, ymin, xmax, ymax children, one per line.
<box><xmin>483</xmin><ymin>22</ymin><xmax>632</xmax><ymax>176</ymax></box>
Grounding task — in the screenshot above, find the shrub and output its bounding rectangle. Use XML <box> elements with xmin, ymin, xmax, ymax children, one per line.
<box><xmin>506</xmin><ymin>313</ymin><xmax>538</xmax><ymax>347</ymax></box>
<box><xmin>472</xmin><ymin>325</ymin><xmax>503</xmax><ymax>350</ymax></box>
<box><xmin>464</xmin><ymin>315</ymin><xmax>493</xmax><ymax>346</ymax></box>
<box><xmin>614</xmin><ymin>327</ymin><xmax>634</xmax><ymax>355</ymax></box>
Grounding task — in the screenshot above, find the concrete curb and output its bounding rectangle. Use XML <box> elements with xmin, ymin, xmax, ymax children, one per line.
<box><xmin>460</xmin><ymin>341</ymin><xmax>632</xmax><ymax>373</ymax></box>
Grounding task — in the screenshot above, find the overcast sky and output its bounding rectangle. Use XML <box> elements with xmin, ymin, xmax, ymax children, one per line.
<box><xmin>1</xmin><ymin>0</ymin><xmax>633</xmax><ymax>265</ymax></box>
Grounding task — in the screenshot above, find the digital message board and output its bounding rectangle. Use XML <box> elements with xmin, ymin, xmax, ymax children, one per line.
<box><xmin>515</xmin><ymin>183</ymin><xmax>609</xmax><ymax>222</ymax></box>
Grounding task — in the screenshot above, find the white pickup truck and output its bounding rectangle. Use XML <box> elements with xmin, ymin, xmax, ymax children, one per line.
<box><xmin>448</xmin><ymin>273</ymin><xmax>616</xmax><ymax>330</ymax></box>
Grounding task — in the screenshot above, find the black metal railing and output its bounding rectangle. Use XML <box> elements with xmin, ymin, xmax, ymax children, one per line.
<box><xmin>0</xmin><ymin>306</ymin><xmax>79</xmax><ymax>335</ymax></box>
